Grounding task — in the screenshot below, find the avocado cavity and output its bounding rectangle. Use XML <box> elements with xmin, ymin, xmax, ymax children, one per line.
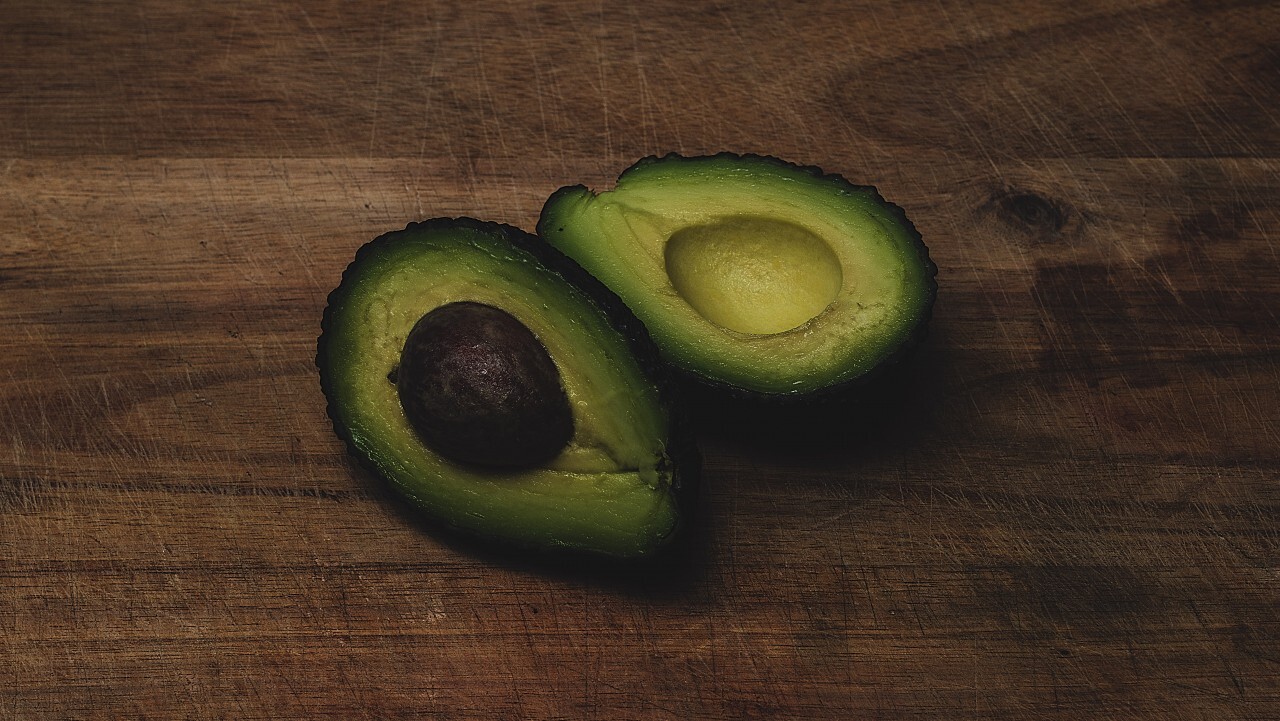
<box><xmin>664</xmin><ymin>216</ymin><xmax>844</xmax><ymax>335</ymax></box>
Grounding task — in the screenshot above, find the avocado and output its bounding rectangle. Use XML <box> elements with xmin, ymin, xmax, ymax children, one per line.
<box><xmin>318</xmin><ymin>218</ymin><xmax>692</xmax><ymax>559</ymax></box>
<box><xmin>537</xmin><ymin>153</ymin><xmax>938</xmax><ymax>399</ymax></box>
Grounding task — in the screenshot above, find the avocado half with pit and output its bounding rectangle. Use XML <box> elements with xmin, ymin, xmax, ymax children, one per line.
<box><xmin>317</xmin><ymin>218</ymin><xmax>693</xmax><ymax>559</ymax></box>
<box><xmin>537</xmin><ymin>154</ymin><xmax>938</xmax><ymax>398</ymax></box>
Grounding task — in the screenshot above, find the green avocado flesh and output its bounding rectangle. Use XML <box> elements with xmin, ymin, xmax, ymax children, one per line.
<box><xmin>318</xmin><ymin>219</ymin><xmax>684</xmax><ymax>558</ymax></box>
<box><xmin>538</xmin><ymin>154</ymin><xmax>937</xmax><ymax>396</ymax></box>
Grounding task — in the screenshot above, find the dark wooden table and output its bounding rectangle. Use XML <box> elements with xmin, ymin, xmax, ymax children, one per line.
<box><xmin>2</xmin><ymin>2</ymin><xmax>1276</xmax><ymax>718</ymax></box>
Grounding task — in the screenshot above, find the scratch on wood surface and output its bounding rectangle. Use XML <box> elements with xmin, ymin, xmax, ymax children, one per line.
<box><xmin>368</xmin><ymin>9</ymin><xmax>387</xmax><ymax>158</ymax></box>
<box><xmin>624</xmin><ymin>11</ymin><xmax>657</xmax><ymax>157</ymax></box>
<box><xmin>595</xmin><ymin>1</ymin><xmax>612</xmax><ymax>162</ymax></box>
<box><xmin>295</xmin><ymin>3</ymin><xmax>334</xmax><ymax>68</ymax></box>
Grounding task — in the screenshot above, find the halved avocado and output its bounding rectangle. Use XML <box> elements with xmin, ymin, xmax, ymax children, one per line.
<box><xmin>537</xmin><ymin>154</ymin><xmax>938</xmax><ymax>398</ymax></box>
<box><xmin>318</xmin><ymin>218</ymin><xmax>692</xmax><ymax>559</ymax></box>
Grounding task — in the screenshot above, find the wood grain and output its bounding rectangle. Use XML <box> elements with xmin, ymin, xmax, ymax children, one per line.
<box><xmin>2</xmin><ymin>1</ymin><xmax>1277</xmax><ymax>719</ymax></box>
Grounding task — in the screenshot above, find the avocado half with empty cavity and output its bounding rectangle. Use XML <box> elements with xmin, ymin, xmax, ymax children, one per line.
<box><xmin>537</xmin><ymin>154</ymin><xmax>938</xmax><ymax>398</ymax></box>
<box><xmin>318</xmin><ymin>218</ymin><xmax>694</xmax><ymax>559</ymax></box>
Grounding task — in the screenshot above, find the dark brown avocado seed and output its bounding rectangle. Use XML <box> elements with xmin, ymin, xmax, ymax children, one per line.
<box><xmin>396</xmin><ymin>301</ymin><xmax>573</xmax><ymax>468</ymax></box>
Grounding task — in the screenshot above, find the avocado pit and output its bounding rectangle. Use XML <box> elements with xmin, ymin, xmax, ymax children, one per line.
<box><xmin>396</xmin><ymin>301</ymin><xmax>573</xmax><ymax>468</ymax></box>
<box><xmin>663</xmin><ymin>216</ymin><xmax>843</xmax><ymax>335</ymax></box>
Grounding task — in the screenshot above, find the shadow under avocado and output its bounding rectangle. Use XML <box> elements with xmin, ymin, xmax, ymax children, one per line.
<box><xmin>686</xmin><ymin>333</ymin><xmax>947</xmax><ymax>462</ymax></box>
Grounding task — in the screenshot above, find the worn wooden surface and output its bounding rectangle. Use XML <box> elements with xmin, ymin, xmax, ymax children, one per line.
<box><xmin>2</xmin><ymin>1</ymin><xmax>1277</xmax><ymax>718</ymax></box>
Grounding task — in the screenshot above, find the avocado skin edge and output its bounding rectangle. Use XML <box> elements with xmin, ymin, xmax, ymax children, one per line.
<box><xmin>536</xmin><ymin>152</ymin><xmax>940</xmax><ymax>405</ymax></box>
<box><xmin>317</xmin><ymin>217</ymin><xmax>700</xmax><ymax>563</ymax></box>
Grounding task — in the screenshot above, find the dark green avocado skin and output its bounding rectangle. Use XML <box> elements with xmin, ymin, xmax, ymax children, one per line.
<box><xmin>317</xmin><ymin>217</ymin><xmax>699</xmax><ymax>562</ymax></box>
<box><xmin>537</xmin><ymin>153</ymin><xmax>939</xmax><ymax>404</ymax></box>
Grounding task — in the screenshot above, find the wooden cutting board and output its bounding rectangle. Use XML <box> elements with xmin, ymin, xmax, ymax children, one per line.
<box><xmin>2</xmin><ymin>1</ymin><xmax>1276</xmax><ymax>718</ymax></box>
